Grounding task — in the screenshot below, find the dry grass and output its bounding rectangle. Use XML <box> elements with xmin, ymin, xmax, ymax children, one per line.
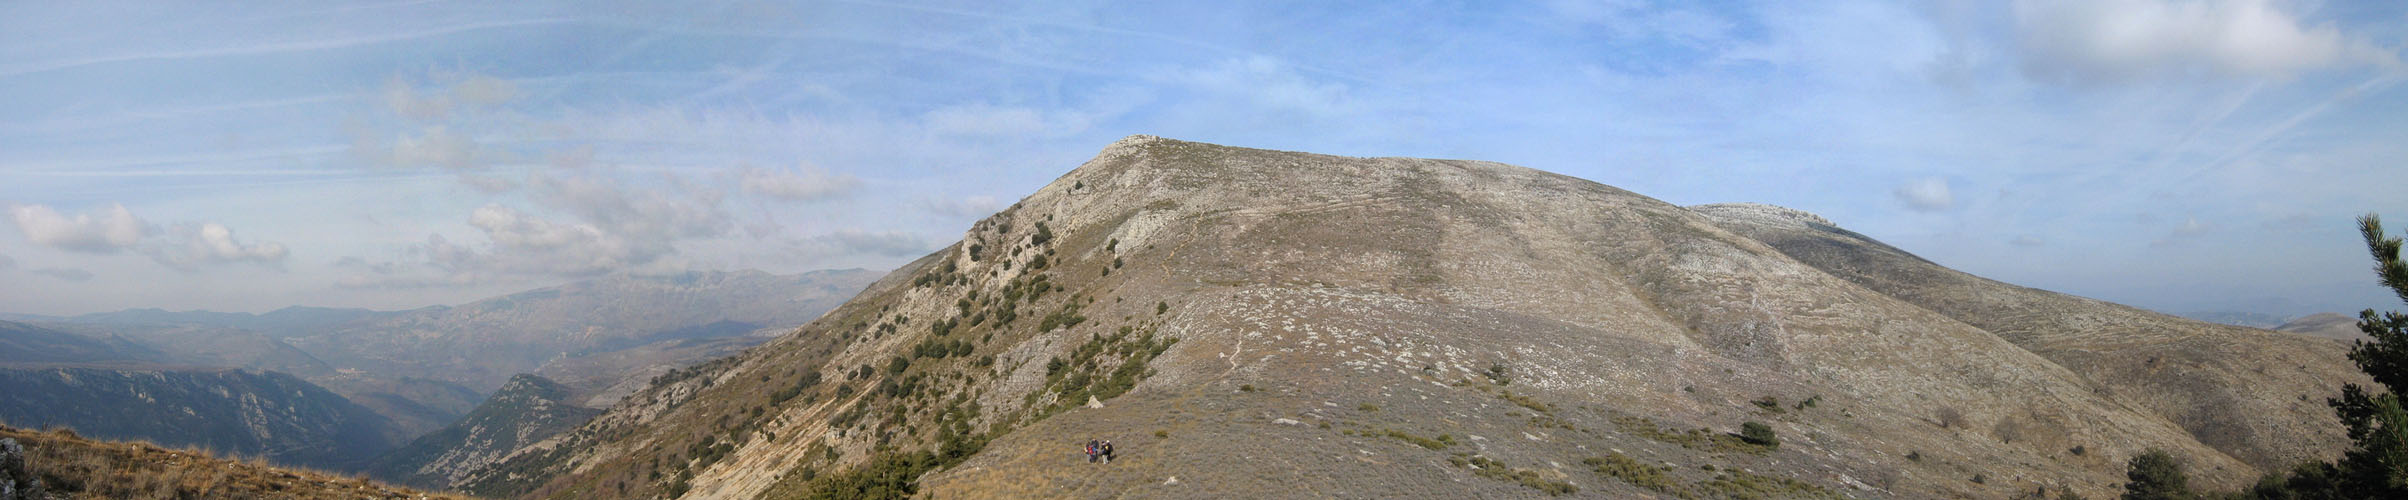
<box><xmin>1</xmin><ymin>424</ymin><xmax>465</xmax><ymax>500</ymax></box>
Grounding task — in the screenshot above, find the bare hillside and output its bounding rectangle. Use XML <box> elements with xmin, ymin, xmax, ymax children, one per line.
<box><xmin>1690</xmin><ymin>202</ymin><xmax>2363</xmax><ymax>472</ymax></box>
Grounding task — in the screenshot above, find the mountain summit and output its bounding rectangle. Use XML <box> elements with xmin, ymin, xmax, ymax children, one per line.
<box><xmin>458</xmin><ymin>136</ymin><xmax>2358</xmax><ymax>499</ymax></box>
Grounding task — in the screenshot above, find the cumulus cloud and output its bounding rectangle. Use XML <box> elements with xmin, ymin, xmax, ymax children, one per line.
<box><xmin>2013</xmin><ymin>0</ymin><xmax>2392</xmax><ymax>82</ymax></box>
<box><xmin>348</xmin><ymin>168</ymin><xmax>736</xmax><ymax>287</ymax></box>
<box><xmin>7</xmin><ymin>203</ymin><xmax>151</xmax><ymax>253</ymax></box>
<box><xmin>143</xmin><ymin>222</ymin><xmax>291</xmax><ymax>271</ymax></box>
<box><xmin>1893</xmin><ymin>177</ymin><xmax>1955</xmax><ymax>212</ymax></box>
<box><xmin>739</xmin><ymin>165</ymin><xmax>860</xmax><ymax>202</ymax></box>
<box><xmin>6</xmin><ymin>203</ymin><xmax>288</xmax><ymax>270</ymax></box>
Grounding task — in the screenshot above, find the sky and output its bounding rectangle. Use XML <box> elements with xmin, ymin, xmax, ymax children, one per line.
<box><xmin>1</xmin><ymin>0</ymin><xmax>2404</xmax><ymax>318</ymax></box>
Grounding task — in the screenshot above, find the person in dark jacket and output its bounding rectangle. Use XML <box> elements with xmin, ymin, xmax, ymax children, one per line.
<box><xmin>1100</xmin><ymin>440</ymin><xmax>1114</xmax><ymax>464</ymax></box>
<box><xmin>1085</xmin><ymin>439</ymin><xmax>1099</xmax><ymax>463</ymax></box>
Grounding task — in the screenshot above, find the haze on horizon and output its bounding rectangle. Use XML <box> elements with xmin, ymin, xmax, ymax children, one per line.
<box><xmin>3</xmin><ymin>0</ymin><xmax>2405</xmax><ymax>319</ymax></box>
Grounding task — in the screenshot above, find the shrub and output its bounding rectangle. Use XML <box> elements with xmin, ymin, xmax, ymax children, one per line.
<box><xmin>1383</xmin><ymin>429</ymin><xmax>1449</xmax><ymax>450</ymax></box>
<box><xmin>1739</xmin><ymin>421</ymin><xmax>1779</xmax><ymax>448</ymax></box>
<box><xmin>1586</xmin><ymin>453</ymin><xmax>1677</xmax><ymax>493</ymax></box>
<box><xmin>2122</xmin><ymin>449</ymin><xmax>2191</xmax><ymax>500</ymax></box>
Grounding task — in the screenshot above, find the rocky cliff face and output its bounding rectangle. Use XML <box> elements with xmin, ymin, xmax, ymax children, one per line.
<box><xmin>365</xmin><ymin>374</ymin><xmax>600</xmax><ymax>490</ymax></box>
<box><xmin>458</xmin><ymin>137</ymin><xmax>2361</xmax><ymax>499</ymax></box>
<box><xmin>0</xmin><ymin>365</ymin><xmax>402</xmax><ymax>471</ymax></box>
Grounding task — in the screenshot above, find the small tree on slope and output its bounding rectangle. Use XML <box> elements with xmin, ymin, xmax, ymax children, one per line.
<box><xmin>2129</xmin><ymin>215</ymin><xmax>2408</xmax><ymax>499</ymax></box>
<box><xmin>2325</xmin><ymin>214</ymin><xmax>2408</xmax><ymax>494</ymax></box>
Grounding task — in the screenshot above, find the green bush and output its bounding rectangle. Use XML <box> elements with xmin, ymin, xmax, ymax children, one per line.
<box><xmin>1740</xmin><ymin>421</ymin><xmax>1779</xmax><ymax>449</ymax></box>
<box><xmin>2122</xmin><ymin>449</ymin><xmax>2190</xmax><ymax>500</ymax></box>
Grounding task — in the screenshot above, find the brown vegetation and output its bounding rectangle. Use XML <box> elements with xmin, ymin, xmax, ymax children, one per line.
<box><xmin>0</xmin><ymin>424</ymin><xmax>461</xmax><ymax>500</ymax></box>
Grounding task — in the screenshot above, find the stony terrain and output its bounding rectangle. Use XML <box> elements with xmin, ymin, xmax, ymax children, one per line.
<box><xmin>455</xmin><ymin>136</ymin><xmax>2363</xmax><ymax>499</ymax></box>
<box><xmin>0</xmin><ymin>424</ymin><xmax>460</xmax><ymax>500</ymax></box>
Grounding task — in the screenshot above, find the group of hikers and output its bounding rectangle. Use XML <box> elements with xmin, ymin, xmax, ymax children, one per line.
<box><xmin>1083</xmin><ymin>438</ymin><xmax>1115</xmax><ymax>463</ymax></box>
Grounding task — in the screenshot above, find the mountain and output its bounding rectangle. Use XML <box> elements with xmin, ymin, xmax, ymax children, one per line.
<box><xmin>0</xmin><ymin>365</ymin><xmax>404</xmax><ymax>471</ymax></box>
<box><xmin>365</xmin><ymin>374</ymin><xmax>601</xmax><ymax>490</ymax></box>
<box><xmin>0</xmin><ymin>424</ymin><xmax>462</xmax><ymax>499</ymax></box>
<box><xmin>2175</xmin><ymin>311</ymin><xmax>2291</xmax><ymax>329</ymax></box>
<box><xmin>2275</xmin><ymin>312</ymin><xmax>2370</xmax><ymax>343</ymax></box>
<box><xmin>16</xmin><ymin>269</ymin><xmax>880</xmax><ymax>442</ymax></box>
<box><xmin>29</xmin><ymin>322</ymin><xmax>334</xmax><ymax>378</ymax></box>
<box><xmin>453</xmin><ymin>136</ymin><xmax>2365</xmax><ymax>499</ymax></box>
<box><xmin>1689</xmin><ymin>203</ymin><xmax>2366</xmax><ymax>472</ymax></box>
<box><xmin>41</xmin><ymin>306</ymin><xmax>400</xmax><ymax>339</ymax></box>
<box><xmin>536</xmin><ymin>335</ymin><xmax>777</xmax><ymax>408</ymax></box>
<box><xmin>0</xmin><ymin>321</ymin><xmax>157</xmax><ymax>364</ymax></box>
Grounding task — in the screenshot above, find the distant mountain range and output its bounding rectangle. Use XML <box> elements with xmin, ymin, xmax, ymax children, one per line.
<box><xmin>0</xmin><ymin>361</ymin><xmax>401</xmax><ymax>471</ymax></box>
<box><xmin>0</xmin><ymin>269</ymin><xmax>879</xmax><ymax>475</ymax></box>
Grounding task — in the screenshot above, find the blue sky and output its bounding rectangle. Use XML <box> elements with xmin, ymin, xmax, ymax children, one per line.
<box><xmin>2</xmin><ymin>0</ymin><xmax>2404</xmax><ymax>317</ymax></box>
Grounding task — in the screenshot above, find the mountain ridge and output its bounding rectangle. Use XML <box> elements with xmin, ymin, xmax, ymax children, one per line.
<box><xmin>456</xmin><ymin>136</ymin><xmax>2356</xmax><ymax>499</ymax></box>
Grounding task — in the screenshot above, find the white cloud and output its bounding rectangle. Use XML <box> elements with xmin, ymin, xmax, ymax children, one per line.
<box><xmin>2012</xmin><ymin>0</ymin><xmax>2391</xmax><ymax>82</ymax></box>
<box><xmin>143</xmin><ymin>222</ymin><xmax>291</xmax><ymax>270</ymax></box>
<box><xmin>1894</xmin><ymin>177</ymin><xmax>1955</xmax><ymax>212</ymax></box>
<box><xmin>739</xmin><ymin>165</ymin><xmax>860</xmax><ymax>201</ymax></box>
<box><xmin>7</xmin><ymin>203</ymin><xmax>150</xmax><ymax>253</ymax></box>
<box><xmin>5</xmin><ymin>203</ymin><xmax>288</xmax><ymax>270</ymax></box>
